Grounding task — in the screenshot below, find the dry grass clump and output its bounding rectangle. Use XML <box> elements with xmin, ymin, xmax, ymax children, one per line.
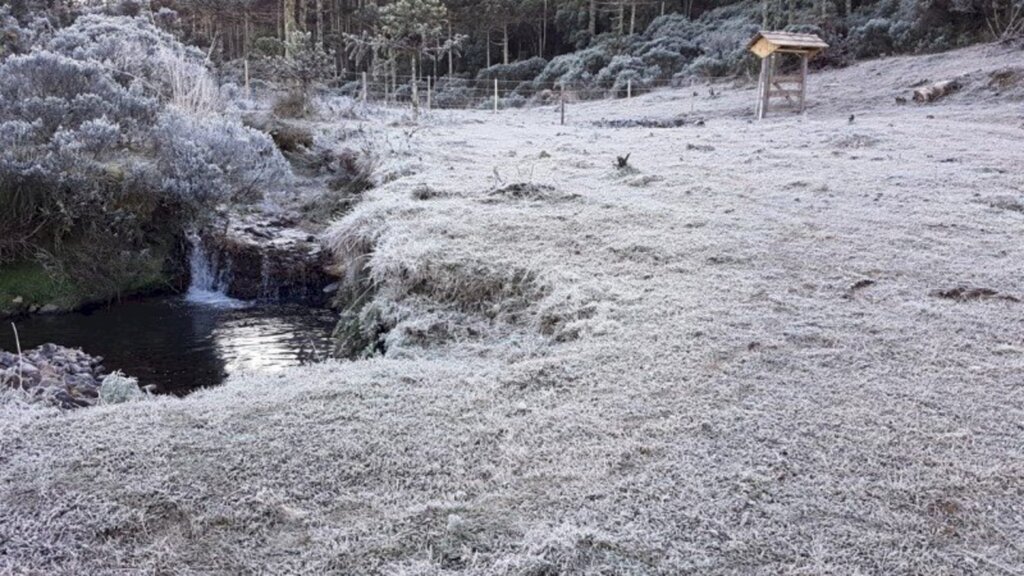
<box><xmin>268</xmin><ymin>122</ymin><xmax>315</xmax><ymax>154</ymax></box>
<box><xmin>272</xmin><ymin>90</ymin><xmax>312</xmax><ymax>119</ymax></box>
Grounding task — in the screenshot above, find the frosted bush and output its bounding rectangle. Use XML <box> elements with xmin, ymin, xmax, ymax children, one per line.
<box><xmin>51</xmin><ymin>117</ymin><xmax>121</xmax><ymax>159</ymax></box>
<box><xmin>0</xmin><ymin>15</ymin><xmax>293</xmax><ymax>270</ymax></box>
<box><xmin>46</xmin><ymin>14</ymin><xmax>221</xmax><ymax>115</ymax></box>
<box><xmin>535</xmin><ymin>45</ymin><xmax>612</xmax><ymax>87</ymax></box>
<box><xmin>433</xmin><ymin>77</ymin><xmax>479</xmax><ymax>108</ymax></box>
<box><xmin>476</xmin><ymin>57</ymin><xmax>548</xmax><ymax>85</ymax></box>
<box><xmin>594</xmin><ymin>54</ymin><xmax>660</xmax><ymax>94</ymax></box>
<box><xmin>0</xmin><ymin>51</ymin><xmax>158</xmax><ymax>138</ymax></box>
<box><xmin>99</xmin><ymin>372</ymin><xmax>146</xmax><ymax>404</ymax></box>
<box><xmin>0</xmin><ymin>6</ymin><xmax>34</xmax><ymax>58</ymax></box>
<box><xmin>154</xmin><ymin>113</ymin><xmax>292</xmax><ymax>206</ymax></box>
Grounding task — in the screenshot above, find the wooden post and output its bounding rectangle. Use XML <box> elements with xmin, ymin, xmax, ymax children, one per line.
<box><xmin>756</xmin><ymin>56</ymin><xmax>768</xmax><ymax>119</ymax></box>
<box><xmin>244</xmin><ymin>58</ymin><xmax>251</xmax><ymax>98</ymax></box>
<box><xmin>411</xmin><ymin>56</ymin><xmax>419</xmax><ymax>119</ymax></box>
<box><xmin>757</xmin><ymin>54</ymin><xmax>774</xmax><ymax>119</ymax></box>
<box><xmin>627</xmin><ymin>78</ymin><xmax>632</xmax><ymax>99</ymax></box>
<box><xmin>427</xmin><ymin>76</ymin><xmax>432</xmax><ymax>111</ymax></box>
<box><xmin>494</xmin><ymin>78</ymin><xmax>499</xmax><ymax>113</ymax></box>
<box><xmin>560</xmin><ymin>84</ymin><xmax>565</xmax><ymax>125</ymax></box>
<box><xmin>362</xmin><ymin>71</ymin><xmax>368</xmax><ymax>102</ymax></box>
<box><xmin>799</xmin><ymin>53</ymin><xmax>808</xmax><ymax>113</ymax></box>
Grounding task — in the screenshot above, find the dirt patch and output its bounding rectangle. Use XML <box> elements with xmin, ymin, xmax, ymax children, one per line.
<box><xmin>593</xmin><ymin>116</ymin><xmax>704</xmax><ymax>129</ymax></box>
<box><xmin>932</xmin><ymin>286</ymin><xmax>1020</xmax><ymax>303</ymax></box>
<box><xmin>486</xmin><ymin>183</ymin><xmax>579</xmax><ymax>202</ymax></box>
<box><xmin>988</xmin><ymin>67</ymin><xmax>1023</xmax><ymax>90</ymax></box>
<box><xmin>979</xmin><ymin>195</ymin><xmax>1024</xmax><ymax>213</ymax></box>
<box><xmin>831</xmin><ymin>134</ymin><xmax>881</xmax><ymax>149</ymax></box>
<box><xmin>411</xmin><ymin>184</ymin><xmax>450</xmax><ymax>200</ymax></box>
<box><xmin>844</xmin><ymin>279</ymin><xmax>877</xmax><ymax>299</ymax></box>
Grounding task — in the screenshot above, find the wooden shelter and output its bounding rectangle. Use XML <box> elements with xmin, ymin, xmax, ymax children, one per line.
<box><xmin>747</xmin><ymin>31</ymin><xmax>829</xmax><ymax>119</ymax></box>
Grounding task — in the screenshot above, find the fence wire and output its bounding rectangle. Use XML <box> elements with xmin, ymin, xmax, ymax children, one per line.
<box><xmin>316</xmin><ymin>71</ymin><xmax>718</xmax><ymax>111</ymax></box>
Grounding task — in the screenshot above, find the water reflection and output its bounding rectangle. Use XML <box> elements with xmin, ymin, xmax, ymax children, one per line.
<box><xmin>2</xmin><ymin>297</ymin><xmax>336</xmax><ymax>395</ymax></box>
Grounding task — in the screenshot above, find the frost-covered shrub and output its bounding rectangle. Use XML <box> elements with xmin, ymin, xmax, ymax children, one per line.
<box><xmin>0</xmin><ymin>6</ymin><xmax>34</xmax><ymax>58</ymax></box>
<box><xmin>849</xmin><ymin>17</ymin><xmax>898</xmax><ymax>57</ymax></box>
<box><xmin>433</xmin><ymin>77</ymin><xmax>480</xmax><ymax>108</ymax></box>
<box><xmin>47</xmin><ymin>14</ymin><xmax>215</xmax><ymax>113</ymax></box>
<box><xmin>0</xmin><ymin>50</ymin><xmax>158</xmax><ymax>142</ymax></box>
<box><xmin>594</xmin><ymin>54</ymin><xmax>660</xmax><ymax>94</ymax></box>
<box><xmin>99</xmin><ymin>372</ymin><xmax>146</xmax><ymax>404</ymax></box>
<box><xmin>500</xmin><ymin>92</ymin><xmax>528</xmax><ymax>108</ymax></box>
<box><xmin>476</xmin><ymin>57</ymin><xmax>548</xmax><ymax>84</ymax></box>
<box><xmin>51</xmin><ymin>117</ymin><xmax>122</xmax><ymax>159</ymax></box>
<box><xmin>0</xmin><ymin>14</ymin><xmax>293</xmax><ymax>284</ymax></box>
<box><xmin>154</xmin><ymin>113</ymin><xmax>291</xmax><ymax>206</ymax></box>
<box><xmin>535</xmin><ymin>45</ymin><xmax>613</xmax><ymax>87</ymax></box>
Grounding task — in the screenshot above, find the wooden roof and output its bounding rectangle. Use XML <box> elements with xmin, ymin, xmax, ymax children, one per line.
<box><xmin>747</xmin><ymin>31</ymin><xmax>829</xmax><ymax>58</ymax></box>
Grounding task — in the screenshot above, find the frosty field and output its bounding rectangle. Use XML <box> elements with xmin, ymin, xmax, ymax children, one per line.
<box><xmin>2</xmin><ymin>44</ymin><xmax>1023</xmax><ymax>574</ymax></box>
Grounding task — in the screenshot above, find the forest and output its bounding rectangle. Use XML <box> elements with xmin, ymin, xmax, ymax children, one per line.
<box><xmin>5</xmin><ymin>0</ymin><xmax>1021</xmax><ymax>87</ymax></box>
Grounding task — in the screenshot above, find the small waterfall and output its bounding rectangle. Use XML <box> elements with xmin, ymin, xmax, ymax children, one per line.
<box><xmin>186</xmin><ymin>233</ymin><xmax>244</xmax><ymax>307</ymax></box>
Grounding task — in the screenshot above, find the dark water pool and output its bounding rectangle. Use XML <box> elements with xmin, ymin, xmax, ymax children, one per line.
<box><xmin>2</xmin><ymin>296</ymin><xmax>337</xmax><ymax>395</ymax></box>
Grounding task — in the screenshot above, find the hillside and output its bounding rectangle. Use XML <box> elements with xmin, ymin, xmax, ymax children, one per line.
<box><xmin>2</xmin><ymin>43</ymin><xmax>1024</xmax><ymax>574</ymax></box>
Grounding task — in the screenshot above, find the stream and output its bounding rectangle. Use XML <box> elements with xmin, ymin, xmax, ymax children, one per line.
<box><xmin>1</xmin><ymin>236</ymin><xmax>337</xmax><ymax>395</ymax></box>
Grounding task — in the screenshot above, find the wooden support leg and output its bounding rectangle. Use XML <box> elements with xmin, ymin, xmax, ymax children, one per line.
<box><xmin>756</xmin><ymin>57</ymin><xmax>768</xmax><ymax>120</ymax></box>
<box><xmin>799</xmin><ymin>53</ymin><xmax>808</xmax><ymax>113</ymax></box>
<box><xmin>760</xmin><ymin>55</ymin><xmax>775</xmax><ymax>119</ymax></box>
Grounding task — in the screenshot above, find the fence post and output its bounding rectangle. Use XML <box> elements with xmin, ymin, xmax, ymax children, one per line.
<box><xmin>493</xmin><ymin>78</ymin><xmax>499</xmax><ymax>113</ymax></box>
<box><xmin>362</xmin><ymin>71</ymin><xmax>368</xmax><ymax>103</ymax></box>
<box><xmin>560</xmin><ymin>84</ymin><xmax>565</xmax><ymax>126</ymax></box>
<box><xmin>427</xmin><ymin>76</ymin><xmax>432</xmax><ymax>111</ymax></box>
<box><xmin>627</xmin><ymin>78</ymin><xmax>632</xmax><ymax>99</ymax></box>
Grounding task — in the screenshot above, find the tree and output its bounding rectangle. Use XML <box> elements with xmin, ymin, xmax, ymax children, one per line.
<box><xmin>371</xmin><ymin>0</ymin><xmax>454</xmax><ymax>115</ymax></box>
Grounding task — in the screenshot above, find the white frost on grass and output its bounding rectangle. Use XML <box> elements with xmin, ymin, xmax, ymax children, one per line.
<box><xmin>2</xmin><ymin>43</ymin><xmax>1024</xmax><ymax>574</ymax></box>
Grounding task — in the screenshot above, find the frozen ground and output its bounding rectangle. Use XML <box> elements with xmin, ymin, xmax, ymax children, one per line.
<box><xmin>2</xmin><ymin>44</ymin><xmax>1024</xmax><ymax>574</ymax></box>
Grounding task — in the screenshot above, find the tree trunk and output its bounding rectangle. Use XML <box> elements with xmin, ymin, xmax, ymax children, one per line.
<box><xmin>630</xmin><ymin>0</ymin><xmax>636</xmax><ymax>35</ymax></box>
<box><xmin>486</xmin><ymin>29</ymin><xmax>491</xmax><ymax>68</ymax></box>
<box><xmin>284</xmin><ymin>0</ymin><xmax>296</xmax><ymax>55</ymax></box>
<box><xmin>411</xmin><ymin>54</ymin><xmax>419</xmax><ymax>118</ymax></box>
<box><xmin>788</xmin><ymin>0</ymin><xmax>795</xmax><ymax>24</ymax></box>
<box><xmin>503</xmin><ymin>23</ymin><xmax>509</xmax><ymax>65</ymax></box>
<box><xmin>448</xmin><ymin>21</ymin><xmax>454</xmax><ymax>76</ymax></box>
<box><xmin>541</xmin><ymin>0</ymin><xmax>547</xmax><ymax>57</ymax></box>
<box><xmin>316</xmin><ymin>0</ymin><xmax>324</xmax><ymax>48</ymax></box>
<box><xmin>589</xmin><ymin>0</ymin><xmax>597</xmax><ymax>35</ymax></box>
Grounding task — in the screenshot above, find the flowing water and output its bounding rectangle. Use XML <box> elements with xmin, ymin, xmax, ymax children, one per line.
<box><xmin>1</xmin><ymin>237</ymin><xmax>337</xmax><ymax>395</ymax></box>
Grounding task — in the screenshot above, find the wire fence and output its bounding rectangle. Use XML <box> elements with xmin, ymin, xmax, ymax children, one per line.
<box><xmin>315</xmin><ymin>71</ymin><xmax>718</xmax><ymax>112</ymax></box>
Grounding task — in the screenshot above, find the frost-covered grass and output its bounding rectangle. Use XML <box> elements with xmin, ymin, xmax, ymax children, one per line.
<box><xmin>3</xmin><ymin>44</ymin><xmax>1024</xmax><ymax>574</ymax></box>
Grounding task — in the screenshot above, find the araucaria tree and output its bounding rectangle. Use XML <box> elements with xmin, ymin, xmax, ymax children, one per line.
<box><xmin>376</xmin><ymin>0</ymin><xmax>452</xmax><ymax>116</ymax></box>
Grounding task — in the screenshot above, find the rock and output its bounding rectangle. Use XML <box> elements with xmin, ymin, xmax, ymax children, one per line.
<box><xmin>39</xmin><ymin>304</ymin><xmax>60</xmax><ymax>314</ymax></box>
<box><xmin>0</xmin><ymin>343</ymin><xmax>132</xmax><ymax>409</ymax></box>
<box><xmin>99</xmin><ymin>372</ymin><xmax>146</xmax><ymax>404</ymax></box>
<box><xmin>18</xmin><ymin>362</ymin><xmax>39</xmax><ymax>375</ymax></box>
<box><xmin>197</xmin><ymin>216</ymin><xmax>339</xmax><ymax>304</ymax></box>
<box><xmin>11</xmin><ymin>296</ymin><xmax>23</xmax><ymax>305</ymax></box>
